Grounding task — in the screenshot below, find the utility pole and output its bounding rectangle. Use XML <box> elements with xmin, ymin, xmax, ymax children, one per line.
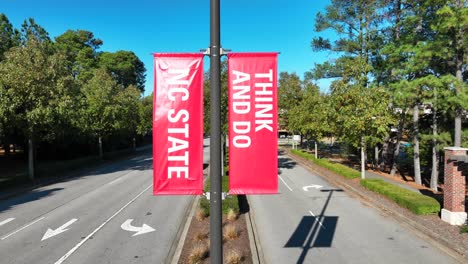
<box><xmin>209</xmin><ymin>0</ymin><xmax>223</xmax><ymax>262</ymax></box>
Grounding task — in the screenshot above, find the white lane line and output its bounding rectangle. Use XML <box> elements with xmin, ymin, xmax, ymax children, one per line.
<box><xmin>54</xmin><ymin>184</ymin><xmax>152</xmax><ymax>264</ymax></box>
<box><xmin>279</xmin><ymin>176</ymin><xmax>293</xmax><ymax>191</ymax></box>
<box><xmin>108</xmin><ymin>177</ymin><xmax>124</xmax><ymax>185</ymax></box>
<box><xmin>309</xmin><ymin>211</ymin><xmax>326</xmax><ymax>229</ymax></box>
<box><xmin>1</xmin><ymin>217</ymin><xmax>45</xmax><ymax>240</ymax></box>
<box><xmin>0</xmin><ymin>218</ymin><xmax>15</xmax><ymax>227</ymax></box>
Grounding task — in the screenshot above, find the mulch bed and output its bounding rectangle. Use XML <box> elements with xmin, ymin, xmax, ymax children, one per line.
<box><xmin>178</xmin><ymin>209</ymin><xmax>253</xmax><ymax>264</ymax></box>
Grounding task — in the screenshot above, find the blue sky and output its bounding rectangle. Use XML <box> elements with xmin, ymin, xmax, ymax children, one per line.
<box><xmin>1</xmin><ymin>0</ymin><xmax>334</xmax><ymax>95</ymax></box>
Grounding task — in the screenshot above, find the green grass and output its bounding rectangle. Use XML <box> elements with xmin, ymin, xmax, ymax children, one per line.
<box><xmin>460</xmin><ymin>224</ymin><xmax>468</xmax><ymax>234</ymax></box>
<box><xmin>291</xmin><ymin>149</ymin><xmax>360</xmax><ymax>179</ymax></box>
<box><xmin>361</xmin><ymin>179</ymin><xmax>440</xmax><ymax>215</ymax></box>
<box><xmin>199</xmin><ymin>172</ymin><xmax>240</xmax><ymax>216</ymax></box>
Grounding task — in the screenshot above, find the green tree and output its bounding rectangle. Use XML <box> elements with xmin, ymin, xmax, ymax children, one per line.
<box><xmin>55</xmin><ymin>30</ymin><xmax>103</xmax><ymax>81</ymax></box>
<box><xmin>98</xmin><ymin>51</ymin><xmax>146</xmax><ymax>92</ymax></box>
<box><xmin>382</xmin><ymin>0</ymin><xmax>448</xmax><ymax>185</ymax></box>
<box><xmin>288</xmin><ymin>77</ymin><xmax>331</xmax><ymax>157</ymax></box>
<box><xmin>137</xmin><ymin>93</ymin><xmax>153</xmax><ymax>137</ymax></box>
<box><xmin>0</xmin><ymin>38</ymin><xmax>74</xmax><ymax>179</ymax></box>
<box><xmin>81</xmin><ymin>68</ymin><xmax>124</xmax><ymax>158</ymax></box>
<box><xmin>431</xmin><ymin>0</ymin><xmax>468</xmax><ymax>147</ymax></box>
<box><xmin>20</xmin><ymin>18</ymin><xmax>50</xmax><ymax>44</ymax></box>
<box><xmin>0</xmin><ymin>14</ymin><xmax>20</xmax><ymax>61</ymax></box>
<box><xmin>278</xmin><ymin>72</ymin><xmax>303</xmax><ymax>132</ymax></box>
<box><xmin>117</xmin><ymin>84</ymin><xmax>142</xmax><ymax>149</ymax></box>
<box><xmin>312</xmin><ymin>0</ymin><xmax>393</xmax><ymax>178</ymax></box>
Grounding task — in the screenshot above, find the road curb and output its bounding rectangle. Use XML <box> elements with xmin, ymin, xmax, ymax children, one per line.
<box><xmin>169</xmin><ymin>166</ymin><xmax>209</xmax><ymax>264</ymax></box>
<box><xmin>286</xmin><ymin>150</ymin><xmax>468</xmax><ymax>263</ymax></box>
<box><xmin>245</xmin><ymin>196</ymin><xmax>263</xmax><ymax>264</ymax></box>
<box><xmin>169</xmin><ymin>195</ymin><xmax>200</xmax><ymax>264</ymax></box>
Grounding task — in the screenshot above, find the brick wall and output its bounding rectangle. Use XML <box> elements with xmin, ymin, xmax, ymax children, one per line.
<box><xmin>444</xmin><ymin>148</ymin><xmax>467</xmax><ymax>213</ymax></box>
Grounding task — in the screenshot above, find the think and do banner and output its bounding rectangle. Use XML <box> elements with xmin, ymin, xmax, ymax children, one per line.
<box><xmin>153</xmin><ymin>53</ymin><xmax>204</xmax><ymax>195</ymax></box>
<box><xmin>228</xmin><ymin>53</ymin><xmax>278</xmax><ymax>194</ymax></box>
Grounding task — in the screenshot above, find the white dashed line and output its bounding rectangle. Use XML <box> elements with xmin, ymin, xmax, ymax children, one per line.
<box><xmin>0</xmin><ymin>218</ymin><xmax>15</xmax><ymax>227</ymax></box>
<box><xmin>309</xmin><ymin>211</ymin><xmax>326</xmax><ymax>229</ymax></box>
<box><xmin>279</xmin><ymin>176</ymin><xmax>293</xmax><ymax>191</ymax></box>
<box><xmin>1</xmin><ymin>217</ymin><xmax>45</xmax><ymax>240</ymax></box>
<box><xmin>54</xmin><ymin>184</ymin><xmax>152</xmax><ymax>264</ymax></box>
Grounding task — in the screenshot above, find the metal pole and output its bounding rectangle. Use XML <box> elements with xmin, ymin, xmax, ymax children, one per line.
<box><xmin>209</xmin><ymin>0</ymin><xmax>222</xmax><ymax>263</ymax></box>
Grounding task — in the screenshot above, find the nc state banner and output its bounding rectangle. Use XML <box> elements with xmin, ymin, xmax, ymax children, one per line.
<box><xmin>153</xmin><ymin>54</ymin><xmax>204</xmax><ymax>195</ymax></box>
<box><xmin>228</xmin><ymin>53</ymin><xmax>278</xmax><ymax>194</ymax></box>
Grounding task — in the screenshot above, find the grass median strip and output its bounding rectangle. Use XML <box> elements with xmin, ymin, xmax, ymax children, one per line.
<box><xmin>360</xmin><ymin>179</ymin><xmax>440</xmax><ymax>215</ymax></box>
<box><xmin>291</xmin><ymin>149</ymin><xmax>360</xmax><ymax>179</ymax></box>
<box><xmin>199</xmin><ymin>174</ymin><xmax>240</xmax><ymax>216</ymax></box>
<box><xmin>290</xmin><ymin>148</ymin><xmax>440</xmax><ymax>215</ymax></box>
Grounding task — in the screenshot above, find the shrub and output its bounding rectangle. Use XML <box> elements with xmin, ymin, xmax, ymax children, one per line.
<box><xmin>291</xmin><ymin>149</ymin><xmax>360</xmax><ymax>179</ymax></box>
<box><xmin>188</xmin><ymin>243</ymin><xmax>209</xmax><ymax>264</ymax></box>
<box><xmin>361</xmin><ymin>179</ymin><xmax>440</xmax><ymax>215</ymax></box>
<box><xmin>223</xmin><ymin>224</ymin><xmax>239</xmax><ymax>240</ymax></box>
<box><xmin>193</xmin><ymin>232</ymin><xmax>208</xmax><ymax>242</ymax></box>
<box><xmin>227</xmin><ymin>208</ymin><xmax>238</xmax><ymax>222</ymax></box>
<box><xmin>460</xmin><ymin>224</ymin><xmax>468</xmax><ymax>234</ymax></box>
<box><xmin>195</xmin><ymin>209</ymin><xmax>207</xmax><ymax>221</ymax></box>
<box><xmin>226</xmin><ymin>250</ymin><xmax>243</xmax><ymax>264</ymax></box>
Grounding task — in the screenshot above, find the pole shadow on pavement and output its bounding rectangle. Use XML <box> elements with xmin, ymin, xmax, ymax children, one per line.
<box><xmin>285</xmin><ymin>189</ymin><xmax>342</xmax><ymax>264</ymax></box>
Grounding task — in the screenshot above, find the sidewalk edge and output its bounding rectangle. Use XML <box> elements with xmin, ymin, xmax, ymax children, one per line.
<box><xmin>169</xmin><ymin>195</ymin><xmax>200</xmax><ymax>264</ymax></box>
<box><xmin>246</xmin><ymin>196</ymin><xmax>264</xmax><ymax>264</ymax></box>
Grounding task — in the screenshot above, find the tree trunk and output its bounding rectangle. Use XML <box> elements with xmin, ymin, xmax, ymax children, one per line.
<box><xmin>380</xmin><ymin>136</ymin><xmax>389</xmax><ymax>171</ymax></box>
<box><xmin>413</xmin><ymin>104</ymin><xmax>422</xmax><ymax>185</ymax></box>
<box><xmin>374</xmin><ymin>145</ymin><xmax>379</xmax><ymax>170</ymax></box>
<box><xmin>430</xmin><ymin>107</ymin><xmax>438</xmax><ymax>192</ymax></box>
<box><xmin>454</xmin><ymin>0</ymin><xmax>464</xmax><ymax>147</ymax></box>
<box><xmin>390</xmin><ymin>114</ymin><xmax>405</xmax><ymax>176</ymax></box>
<box><xmin>98</xmin><ymin>136</ymin><xmax>103</xmax><ymax>159</ymax></box>
<box><xmin>315</xmin><ymin>141</ymin><xmax>318</xmax><ymax>159</ymax></box>
<box><xmin>133</xmin><ymin>137</ymin><xmax>136</xmax><ymax>150</ymax></box>
<box><xmin>4</xmin><ymin>141</ymin><xmax>10</xmax><ymax>156</ymax></box>
<box><xmin>361</xmin><ymin>137</ymin><xmax>366</xmax><ymax>179</ymax></box>
<box><xmin>28</xmin><ymin>138</ymin><xmax>35</xmax><ymax>181</ymax></box>
<box><xmin>455</xmin><ymin>109</ymin><xmax>462</xmax><ymax>147</ymax></box>
<box><xmin>395</xmin><ymin>0</ymin><xmax>401</xmax><ymax>40</ymax></box>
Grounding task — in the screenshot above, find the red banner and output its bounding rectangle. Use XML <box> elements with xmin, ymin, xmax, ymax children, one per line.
<box><xmin>153</xmin><ymin>54</ymin><xmax>204</xmax><ymax>195</ymax></box>
<box><xmin>228</xmin><ymin>53</ymin><xmax>278</xmax><ymax>194</ymax></box>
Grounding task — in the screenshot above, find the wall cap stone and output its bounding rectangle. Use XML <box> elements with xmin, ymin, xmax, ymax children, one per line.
<box><xmin>444</xmin><ymin>147</ymin><xmax>468</xmax><ymax>151</ymax></box>
<box><xmin>441</xmin><ymin>209</ymin><xmax>467</xmax><ymax>226</ymax></box>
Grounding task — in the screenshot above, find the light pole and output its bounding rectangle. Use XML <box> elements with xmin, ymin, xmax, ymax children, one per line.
<box><xmin>209</xmin><ymin>0</ymin><xmax>223</xmax><ymax>263</ymax></box>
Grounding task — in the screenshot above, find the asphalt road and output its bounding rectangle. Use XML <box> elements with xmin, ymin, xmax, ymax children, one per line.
<box><xmin>0</xmin><ymin>140</ymin><xmax>210</xmax><ymax>264</ymax></box>
<box><xmin>248</xmin><ymin>152</ymin><xmax>459</xmax><ymax>264</ymax></box>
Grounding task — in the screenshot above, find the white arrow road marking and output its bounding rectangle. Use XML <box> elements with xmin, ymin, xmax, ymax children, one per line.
<box><xmin>41</xmin><ymin>219</ymin><xmax>78</xmax><ymax>241</ymax></box>
<box><xmin>121</xmin><ymin>219</ymin><xmax>155</xmax><ymax>237</ymax></box>
<box><xmin>302</xmin><ymin>185</ymin><xmax>323</xmax><ymax>192</ymax></box>
<box><xmin>54</xmin><ymin>184</ymin><xmax>152</xmax><ymax>264</ymax></box>
<box><xmin>0</xmin><ymin>218</ymin><xmax>15</xmax><ymax>227</ymax></box>
<box><xmin>1</xmin><ymin>217</ymin><xmax>45</xmax><ymax>240</ymax></box>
